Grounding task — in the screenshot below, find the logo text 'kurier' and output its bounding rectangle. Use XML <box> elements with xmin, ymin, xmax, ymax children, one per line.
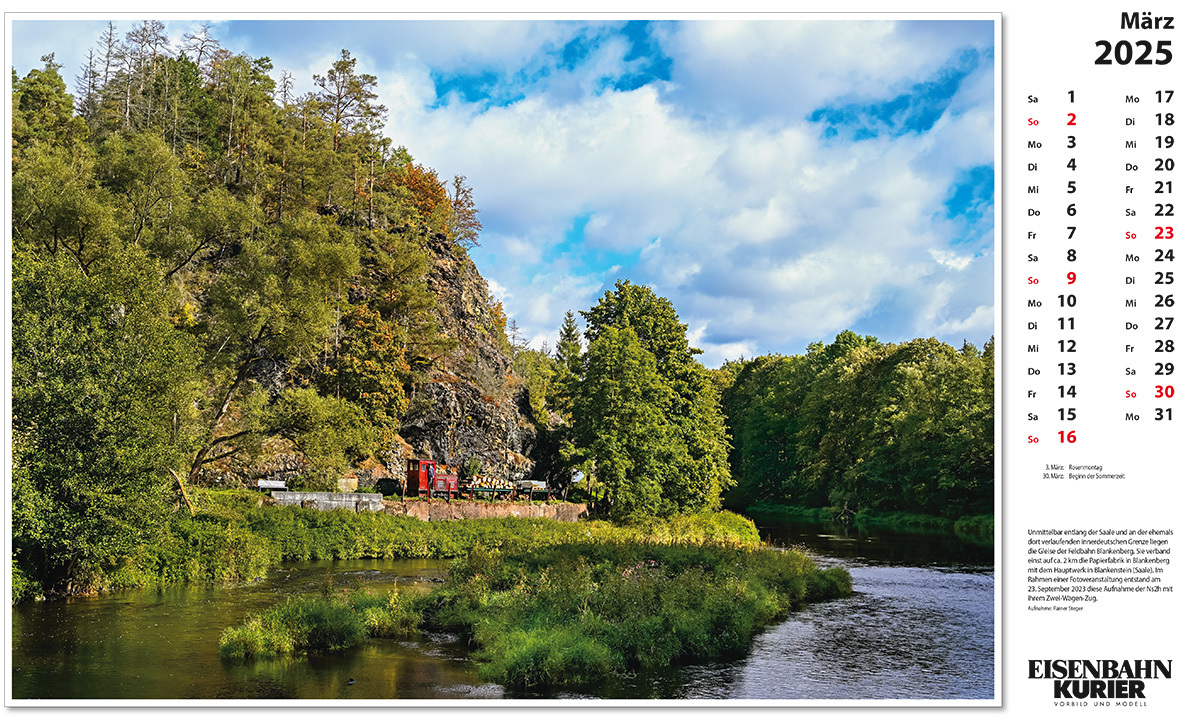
<box><xmin>1028</xmin><ymin>659</ymin><xmax>1172</xmax><ymax>699</ymax></box>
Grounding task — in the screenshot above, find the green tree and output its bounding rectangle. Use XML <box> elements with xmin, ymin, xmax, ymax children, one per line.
<box><xmin>790</xmin><ymin>331</ymin><xmax>880</xmax><ymax>508</ymax></box>
<box><xmin>548</xmin><ymin>311</ymin><xmax>583</xmax><ymax>417</ymax></box>
<box><xmin>721</xmin><ymin>354</ymin><xmax>819</xmax><ymax>508</ymax></box>
<box><xmin>11</xmin><ymin>54</ymin><xmax>87</xmax><ymax>152</ymax></box>
<box><xmin>11</xmin><ymin>247</ymin><xmax>197</xmax><ymax>594</ymax></box>
<box><xmin>313</xmin><ymin>49</ymin><xmax>384</xmax><ymax>153</ymax></box>
<box><xmin>207</xmin><ymin>53</ymin><xmax>277</xmax><ymax>191</ymax></box>
<box><xmin>876</xmin><ymin>338</ymin><xmax>993</xmax><ymax>515</ymax></box>
<box><xmin>11</xmin><ymin>140</ymin><xmax>120</xmax><ymax>274</ymax></box>
<box><xmin>582</xmin><ymin>280</ymin><xmax>695</xmax><ymax>377</ymax></box>
<box><xmin>577</xmin><ymin>327</ymin><xmax>684</xmax><ymax>519</ymax></box>
<box><xmin>316</xmin><ymin>225</ymin><xmax>451</xmax><ymax>441</ymax></box>
<box><xmin>720</xmin><ymin>331</ymin><xmax>993</xmax><ymax>519</ymax></box>
<box><xmin>448</xmin><ymin>174</ymin><xmax>482</xmax><ymax>249</ymax></box>
<box><xmin>263</xmin><ymin>388</ymin><xmax>373</xmax><ymax>488</ymax></box>
<box><xmin>187</xmin><ymin>211</ymin><xmax>359</xmax><ymax>481</ymax></box>
<box><xmin>97</xmin><ymin>132</ymin><xmax>189</xmax><ymax>248</ymax></box>
<box><xmin>323</xmin><ymin>303</ymin><xmax>412</xmax><ymax>444</ymax></box>
<box><xmin>578</xmin><ymin>282</ymin><xmax>731</xmax><ymax>518</ymax></box>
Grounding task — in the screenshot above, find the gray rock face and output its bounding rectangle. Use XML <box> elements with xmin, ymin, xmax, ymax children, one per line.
<box><xmin>203</xmin><ymin>229</ymin><xmax>542</xmax><ymax>490</ymax></box>
<box><xmin>403</xmin><ymin>379</ymin><xmax>536</xmax><ymax>482</ymax></box>
<box><xmin>398</xmin><ymin>232</ymin><xmax>539</xmax><ymax>482</ymax></box>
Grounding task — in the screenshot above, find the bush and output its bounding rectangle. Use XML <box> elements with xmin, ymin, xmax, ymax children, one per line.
<box><xmin>219</xmin><ymin>588</ymin><xmax>431</xmax><ymax>661</ymax></box>
<box><xmin>745</xmin><ymin>503</ymin><xmax>838</xmax><ymax>523</ymax></box>
<box><xmin>426</xmin><ymin>538</ymin><xmax>851</xmax><ymax>687</ymax></box>
<box><xmin>477</xmin><ymin>625</ymin><xmax>619</xmax><ymax>686</ymax></box>
<box><xmin>953</xmin><ymin>514</ymin><xmax>995</xmax><ymax>544</ymax></box>
<box><xmin>11</xmin><ymin>561</ymin><xmax>40</xmax><ymax>603</ymax></box>
<box><xmin>218</xmin><ymin>596</ymin><xmax>367</xmax><ymax>660</ymax></box>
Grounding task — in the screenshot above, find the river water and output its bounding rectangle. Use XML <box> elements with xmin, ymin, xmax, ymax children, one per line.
<box><xmin>10</xmin><ymin>520</ymin><xmax>994</xmax><ymax>701</ymax></box>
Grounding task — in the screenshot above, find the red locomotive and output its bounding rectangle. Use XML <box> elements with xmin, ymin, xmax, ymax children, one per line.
<box><xmin>403</xmin><ymin>458</ymin><xmax>555</xmax><ymax>502</ymax></box>
<box><xmin>405</xmin><ymin>459</ymin><xmax>459</xmax><ymax>500</ymax></box>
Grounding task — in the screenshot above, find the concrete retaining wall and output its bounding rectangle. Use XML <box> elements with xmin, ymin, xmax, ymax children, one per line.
<box><xmin>384</xmin><ymin>500</ymin><xmax>588</xmax><ymax>523</ymax></box>
<box><xmin>271</xmin><ymin>491</ymin><xmax>384</xmax><ymax>513</ymax></box>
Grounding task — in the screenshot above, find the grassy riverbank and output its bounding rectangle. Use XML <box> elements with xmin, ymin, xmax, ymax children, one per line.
<box><xmin>218</xmin><ymin>517</ymin><xmax>852</xmax><ymax>688</ymax></box>
<box><xmin>13</xmin><ymin>489</ymin><xmax>773</xmax><ymax>601</ymax></box>
<box><xmin>745</xmin><ymin>502</ymin><xmax>994</xmax><ymax>545</ymax></box>
<box><xmin>11</xmin><ymin>489</ymin><xmax>573</xmax><ymax>600</ymax></box>
<box><xmin>120</xmin><ymin>489</ymin><xmax>705</xmax><ymax>591</ymax></box>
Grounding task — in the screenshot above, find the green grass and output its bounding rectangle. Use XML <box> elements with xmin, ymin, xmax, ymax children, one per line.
<box><xmin>218</xmin><ymin>588</ymin><xmax>434</xmax><ymax>660</ymax></box>
<box><xmin>216</xmin><ymin>517</ymin><xmax>853</xmax><ymax>689</ymax></box>
<box><xmin>442</xmin><ymin>542</ymin><xmax>852</xmax><ymax>687</ymax></box>
<box><xmin>109</xmin><ymin>490</ymin><xmax>778</xmax><ymax>593</ymax></box>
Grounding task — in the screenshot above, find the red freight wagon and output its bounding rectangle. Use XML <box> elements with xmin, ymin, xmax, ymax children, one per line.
<box><xmin>405</xmin><ymin>459</ymin><xmax>458</xmax><ymax>500</ymax></box>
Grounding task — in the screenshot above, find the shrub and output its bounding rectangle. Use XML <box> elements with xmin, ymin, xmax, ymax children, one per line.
<box><xmin>426</xmin><ymin>539</ymin><xmax>852</xmax><ymax>687</ymax></box>
<box><xmin>11</xmin><ymin>561</ymin><xmax>40</xmax><ymax>603</ymax></box>
<box><xmin>218</xmin><ymin>596</ymin><xmax>366</xmax><ymax>660</ymax></box>
<box><xmin>219</xmin><ymin>588</ymin><xmax>431</xmax><ymax>661</ymax></box>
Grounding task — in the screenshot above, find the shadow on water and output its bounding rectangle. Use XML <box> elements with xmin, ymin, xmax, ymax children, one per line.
<box><xmin>755</xmin><ymin>517</ymin><xmax>995</xmax><ymax>567</ymax></box>
<box><xmin>12</xmin><ymin>522</ymin><xmax>994</xmax><ymax>700</ymax></box>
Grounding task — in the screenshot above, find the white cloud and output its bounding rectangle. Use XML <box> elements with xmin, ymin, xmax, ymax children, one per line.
<box><xmin>11</xmin><ymin>18</ymin><xmax>994</xmax><ymax>365</ymax></box>
<box><xmin>932</xmin><ymin>304</ymin><xmax>995</xmax><ymax>339</ymax></box>
<box><xmin>385</xmin><ymin>22</ymin><xmax>995</xmax><ymax>362</ymax></box>
<box><xmin>688</xmin><ymin>322</ymin><xmax>758</xmax><ymax>366</ymax></box>
<box><xmin>659</xmin><ymin>21</ymin><xmax>989</xmax><ymax>122</ymax></box>
<box><xmin>930</xmin><ymin>249</ymin><xmax>973</xmax><ymax>270</ymax></box>
<box><xmin>485</xmin><ymin>278</ymin><xmax>509</xmax><ymax>302</ymax></box>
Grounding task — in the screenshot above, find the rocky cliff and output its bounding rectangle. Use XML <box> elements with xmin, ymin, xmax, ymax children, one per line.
<box><xmin>395</xmin><ymin>231</ymin><xmax>538</xmax><ymax>482</ymax></box>
<box><xmin>206</xmin><ymin>230</ymin><xmax>540</xmax><ymax>491</ymax></box>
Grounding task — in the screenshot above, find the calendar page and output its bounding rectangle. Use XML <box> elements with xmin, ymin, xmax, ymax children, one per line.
<box><xmin>1003</xmin><ymin>0</ymin><xmax>1194</xmax><ymax>713</ymax></box>
<box><xmin>2</xmin><ymin>2</ymin><xmax>1197</xmax><ymax>714</ymax></box>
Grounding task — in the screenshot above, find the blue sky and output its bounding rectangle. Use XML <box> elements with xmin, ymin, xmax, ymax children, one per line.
<box><xmin>11</xmin><ymin>18</ymin><xmax>996</xmax><ymax>365</ymax></box>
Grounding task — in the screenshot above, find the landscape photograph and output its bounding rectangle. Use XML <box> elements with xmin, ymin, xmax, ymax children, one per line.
<box><xmin>8</xmin><ymin>16</ymin><xmax>996</xmax><ymax>702</ymax></box>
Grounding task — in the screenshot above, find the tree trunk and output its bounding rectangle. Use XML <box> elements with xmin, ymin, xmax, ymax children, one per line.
<box><xmin>187</xmin><ymin>356</ymin><xmax>258</xmax><ymax>482</ymax></box>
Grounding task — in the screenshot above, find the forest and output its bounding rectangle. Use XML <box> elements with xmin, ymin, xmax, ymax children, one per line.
<box><xmin>10</xmin><ymin>22</ymin><xmax>992</xmax><ymax>600</ymax></box>
<box><xmin>718</xmin><ymin>332</ymin><xmax>994</xmax><ymax>520</ymax></box>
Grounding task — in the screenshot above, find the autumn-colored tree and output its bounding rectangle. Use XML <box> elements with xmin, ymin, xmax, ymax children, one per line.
<box><xmin>395</xmin><ymin>163</ymin><xmax>451</xmax><ymax>231</ymax></box>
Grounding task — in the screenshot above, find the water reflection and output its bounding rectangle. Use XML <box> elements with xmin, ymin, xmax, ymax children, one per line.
<box><xmin>11</xmin><ymin>559</ymin><xmax>500</xmax><ymax>700</ymax></box>
<box><xmin>12</xmin><ymin>522</ymin><xmax>994</xmax><ymax>700</ymax></box>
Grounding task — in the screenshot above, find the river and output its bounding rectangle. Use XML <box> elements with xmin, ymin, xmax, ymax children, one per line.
<box><xmin>10</xmin><ymin>519</ymin><xmax>994</xmax><ymax>701</ymax></box>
